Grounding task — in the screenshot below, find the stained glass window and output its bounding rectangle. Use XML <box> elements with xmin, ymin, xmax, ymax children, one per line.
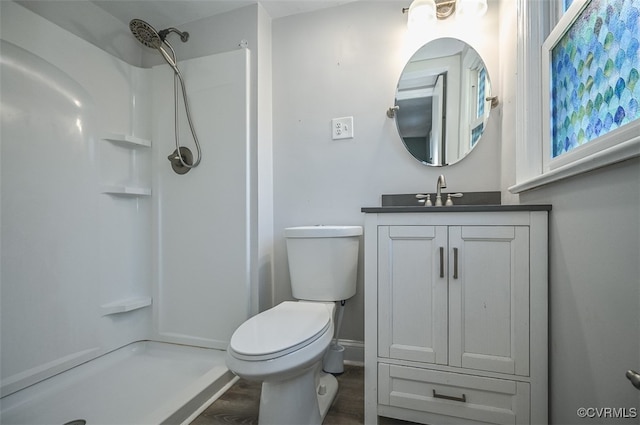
<box><xmin>471</xmin><ymin>124</ymin><xmax>483</xmax><ymax>147</ymax></box>
<box><xmin>564</xmin><ymin>0</ymin><xmax>575</xmax><ymax>12</ymax></box>
<box><xmin>550</xmin><ymin>0</ymin><xmax>640</xmax><ymax>158</ymax></box>
<box><xmin>471</xmin><ymin>67</ymin><xmax>487</xmax><ymax>148</ymax></box>
<box><xmin>477</xmin><ymin>67</ymin><xmax>486</xmax><ymax>118</ymax></box>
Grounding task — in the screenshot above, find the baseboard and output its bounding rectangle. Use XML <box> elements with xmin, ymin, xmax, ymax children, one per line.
<box><xmin>337</xmin><ymin>339</ymin><xmax>364</xmax><ymax>365</ymax></box>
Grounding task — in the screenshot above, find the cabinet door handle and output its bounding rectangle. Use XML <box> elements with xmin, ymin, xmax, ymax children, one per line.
<box><xmin>439</xmin><ymin>247</ymin><xmax>444</xmax><ymax>278</ymax></box>
<box><xmin>453</xmin><ymin>247</ymin><xmax>459</xmax><ymax>279</ymax></box>
<box><xmin>433</xmin><ymin>389</ymin><xmax>466</xmax><ymax>403</ymax></box>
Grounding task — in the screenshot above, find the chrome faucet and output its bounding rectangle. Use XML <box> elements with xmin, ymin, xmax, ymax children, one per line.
<box><xmin>435</xmin><ymin>174</ymin><xmax>447</xmax><ymax>206</ymax></box>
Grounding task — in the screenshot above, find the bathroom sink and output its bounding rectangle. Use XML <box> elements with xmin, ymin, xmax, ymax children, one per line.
<box><xmin>381</xmin><ymin>191</ymin><xmax>501</xmax><ymax>207</ymax></box>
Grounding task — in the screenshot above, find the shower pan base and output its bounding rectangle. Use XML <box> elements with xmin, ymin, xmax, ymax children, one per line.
<box><xmin>0</xmin><ymin>341</ymin><xmax>236</xmax><ymax>425</ymax></box>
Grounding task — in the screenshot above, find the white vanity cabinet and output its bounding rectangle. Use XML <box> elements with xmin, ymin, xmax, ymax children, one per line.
<box><xmin>362</xmin><ymin>207</ymin><xmax>550</xmax><ymax>425</ymax></box>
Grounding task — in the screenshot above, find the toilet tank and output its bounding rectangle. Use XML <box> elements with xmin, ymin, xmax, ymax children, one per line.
<box><xmin>285</xmin><ymin>226</ymin><xmax>362</xmax><ymax>301</ymax></box>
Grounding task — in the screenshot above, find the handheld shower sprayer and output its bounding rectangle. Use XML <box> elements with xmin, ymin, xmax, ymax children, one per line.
<box><xmin>129</xmin><ymin>18</ymin><xmax>201</xmax><ymax>174</ymax></box>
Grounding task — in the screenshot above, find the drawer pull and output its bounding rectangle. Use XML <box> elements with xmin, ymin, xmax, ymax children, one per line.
<box><xmin>439</xmin><ymin>247</ymin><xmax>444</xmax><ymax>278</ymax></box>
<box><xmin>432</xmin><ymin>389</ymin><xmax>467</xmax><ymax>403</ymax></box>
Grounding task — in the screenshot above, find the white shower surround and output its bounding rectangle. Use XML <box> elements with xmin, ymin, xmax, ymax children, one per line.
<box><xmin>150</xmin><ymin>45</ymin><xmax>251</xmax><ymax>350</ymax></box>
<box><xmin>0</xmin><ymin>341</ymin><xmax>237</xmax><ymax>425</ymax></box>
<box><xmin>0</xmin><ymin>1</ymin><xmax>251</xmax><ymax>422</ymax></box>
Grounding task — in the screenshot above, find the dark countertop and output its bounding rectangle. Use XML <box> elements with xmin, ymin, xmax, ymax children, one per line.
<box><xmin>361</xmin><ymin>204</ymin><xmax>552</xmax><ymax>213</ymax></box>
<box><xmin>381</xmin><ymin>191</ymin><xmax>502</xmax><ymax>207</ymax></box>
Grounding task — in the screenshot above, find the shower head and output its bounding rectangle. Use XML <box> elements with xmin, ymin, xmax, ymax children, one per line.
<box><xmin>129</xmin><ymin>19</ymin><xmax>162</xmax><ymax>48</ymax></box>
<box><xmin>129</xmin><ymin>18</ymin><xmax>202</xmax><ymax>172</ymax></box>
<box><xmin>130</xmin><ymin>19</ymin><xmax>190</xmax><ymax>47</ymax></box>
<box><xmin>129</xmin><ymin>18</ymin><xmax>185</xmax><ymax>75</ymax></box>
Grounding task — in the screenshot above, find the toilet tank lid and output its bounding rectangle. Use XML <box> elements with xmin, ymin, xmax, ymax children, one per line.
<box><xmin>285</xmin><ymin>225</ymin><xmax>363</xmax><ymax>238</ymax></box>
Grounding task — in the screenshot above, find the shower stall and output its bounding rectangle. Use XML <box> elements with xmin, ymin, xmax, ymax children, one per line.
<box><xmin>0</xmin><ymin>2</ymin><xmax>256</xmax><ymax>423</ymax></box>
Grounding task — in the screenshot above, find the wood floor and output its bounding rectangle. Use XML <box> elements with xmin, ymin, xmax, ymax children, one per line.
<box><xmin>191</xmin><ymin>364</ymin><xmax>413</xmax><ymax>425</ymax></box>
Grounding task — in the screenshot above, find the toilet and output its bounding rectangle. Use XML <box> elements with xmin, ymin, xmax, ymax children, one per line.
<box><xmin>226</xmin><ymin>225</ymin><xmax>362</xmax><ymax>425</ymax></box>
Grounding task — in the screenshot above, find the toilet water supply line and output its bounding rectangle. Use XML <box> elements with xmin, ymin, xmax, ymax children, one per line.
<box><xmin>333</xmin><ymin>300</ymin><xmax>346</xmax><ymax>347</ymax></box>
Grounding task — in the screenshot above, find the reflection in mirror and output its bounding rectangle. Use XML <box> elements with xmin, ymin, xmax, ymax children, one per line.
<box><xmin>394</xmin><ymin>38</ymin><xmax>491</xmax><ymax>166</ymax></box>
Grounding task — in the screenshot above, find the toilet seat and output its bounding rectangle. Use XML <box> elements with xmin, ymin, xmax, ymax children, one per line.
<box><xmin>229</xmin><ymin>301</ymin><xmax>332</xmax><ymax>361</ymax></box>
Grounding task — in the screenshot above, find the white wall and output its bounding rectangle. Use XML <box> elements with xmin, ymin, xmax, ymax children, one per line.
<box><xmin>272</xmin><ymin>1</ymin><xmax>502</xmax><ymax>342</ymax></box>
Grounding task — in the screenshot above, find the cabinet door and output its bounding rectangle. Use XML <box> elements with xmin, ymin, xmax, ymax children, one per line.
<box><xmin>449</xmin><ymin>226</ymin><xmax>530</xmax><ymax>375</ymax></box>
<box><xmin>378</xmin><ymin>226</ymin><xmax>448</xmax><ymax>365</ymax></box>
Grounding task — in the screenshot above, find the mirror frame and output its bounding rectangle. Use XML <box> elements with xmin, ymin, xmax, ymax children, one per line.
<box><xmin>393</xmin><ymin>37</ymin><xmax>492</xmax><ymax>166</ymax></box>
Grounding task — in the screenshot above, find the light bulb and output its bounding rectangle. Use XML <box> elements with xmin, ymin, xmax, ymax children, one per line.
<box><xmin>407</xmin><ymin>0</ymin><xmax>436</xmax><ymax>33</ymax></box>
<box><xmin>457</xmin><ymin>0</ymin><xmax>488</xmax><ymax>17</ymax></box>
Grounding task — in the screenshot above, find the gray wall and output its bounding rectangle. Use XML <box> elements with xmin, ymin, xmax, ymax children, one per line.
<box><xmin>272</xmin><ymin>1</ymin><xmax>502</xmax><ymax>343</ymax></box>
<box><xmin>272</xmin><ymin>1</ymin><xmax>640</xmax><ymax>422</ymax></box>
<box><xmin>521</xmin><ymin>158</ymin><xmax>640</xmax><ymax>424</ymax></box>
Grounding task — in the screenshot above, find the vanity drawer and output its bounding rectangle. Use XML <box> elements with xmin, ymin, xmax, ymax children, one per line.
<box><xmin>378</xmin><ymin>363</ymin><xmax>530</xmax><ymax>424</ymax></box>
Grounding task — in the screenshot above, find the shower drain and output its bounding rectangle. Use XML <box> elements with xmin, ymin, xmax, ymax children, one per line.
<box><xmin>63</xmin><ymin>420</ymin><xmax>86</xmax><ymax>425</ymax></box>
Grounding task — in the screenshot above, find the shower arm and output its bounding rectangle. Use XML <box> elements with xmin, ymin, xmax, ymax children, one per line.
<box><xmin>159</xmin><ymin>28</ymin><xmax>189</xmax><ymax>43</ymax></box>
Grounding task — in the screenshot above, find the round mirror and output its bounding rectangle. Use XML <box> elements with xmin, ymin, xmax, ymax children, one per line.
<box><xmin>393</xmin><ymin>38</ymin><xmax>492</xmax><ymax>166</ymax></box>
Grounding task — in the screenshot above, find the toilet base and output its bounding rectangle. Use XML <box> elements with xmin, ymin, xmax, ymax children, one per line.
<box><xmin>258</xmin><ymin>366</ymin><xmax>338</xmax><ymax>425</ymax></box>
<box><xmin>317</xmin><ymin>372</ymin><xmax>339</xmax><ymax>420</ymax></box>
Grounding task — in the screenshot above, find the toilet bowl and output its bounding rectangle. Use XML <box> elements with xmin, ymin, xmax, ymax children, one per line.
<box><xmin>226</xmin><ymin>225</ymin><xmax>362</xmax><ymax>425</ymax></box>
<box><xmin>226</xmin><ymin>301</ymin><xmax>338</xmax><ymax>424</ymax></box>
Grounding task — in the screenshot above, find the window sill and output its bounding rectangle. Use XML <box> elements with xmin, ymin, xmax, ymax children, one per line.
<box><xmin>509</xmin><ymin>134</ymin><xmax>640</xmax><ymax>194</ymax></box>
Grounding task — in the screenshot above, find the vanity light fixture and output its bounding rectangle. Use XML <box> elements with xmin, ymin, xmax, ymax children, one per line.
<box><xmin>403</xmin><ymin>0</ymin><xmax>487</xmax><ymax>27</ymax></box>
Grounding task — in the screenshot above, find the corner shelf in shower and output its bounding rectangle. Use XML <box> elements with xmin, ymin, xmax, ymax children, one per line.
<box><xmin>102</xmin><ymin>133</ymin><xmax>151</xmax><ymax>148</ymax></box>
<box><xmin>101</xmin><ymin>296</ymin><xmax>152</xmax><ymax>316</ymax></box>
<box><xmin>101</xmin><ymin>185</ymin><xmax>151</xmax><ymax>196</ymax></box>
